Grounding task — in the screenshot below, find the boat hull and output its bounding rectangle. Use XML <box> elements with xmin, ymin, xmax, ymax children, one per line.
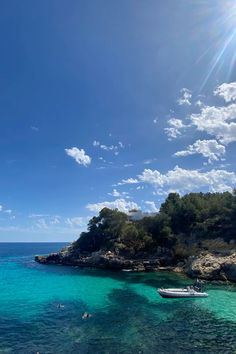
<box><xmin>158</xmin><ymin>289</ymin><xmax>208</xmax><ymax>298</ymax></box>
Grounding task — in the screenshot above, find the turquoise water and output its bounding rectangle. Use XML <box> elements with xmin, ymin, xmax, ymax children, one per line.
<box><xmin>0</xmin><ymin>243</ymin><xmax>236</xmax><ymax>353</ymax></box>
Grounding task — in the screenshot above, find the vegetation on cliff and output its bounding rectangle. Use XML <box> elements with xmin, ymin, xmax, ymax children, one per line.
<box><xmin>72</xmin><ymin>191</ymin><xmax>236</xmax><ymax>258</ymax></box>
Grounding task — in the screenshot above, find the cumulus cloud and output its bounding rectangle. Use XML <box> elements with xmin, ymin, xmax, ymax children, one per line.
<box><xmin>0</xmin><ymin>205</ymin><xmax>2</xmax><ymax>211</ymax></box>
<box><xmin>164</xmin><ymin>118</ymin><xmax>188</xmax><ymax>140</ymax></box>
<box><xmin>117</xmin><ymin>178</ymin><xmax>139</xmax><ymax>186</ymax></box>
<box><xmin>214</xmin><ymin>82</ymin><xmax>236</xmax><ymax>102</ymax></box>
<box><xmin>145</xmin><ymin>201</ymin><xmax>158</xmax><ymax>213</ymax></box>
<box><xmin>86</xmin><ymin>199</ymin><xmax>139</xmax><ymax>213</ymax></box>
<box><xmin>65</xmin><ymin>147</ymin><xmax>91</xmax><ymax>166</ymax></box>
<box><xmin>174</xmin><ymin>139</ymin><xmax>226</xmax><ymax>164</ymax></box>
<box><xmin>164</xmin><ymin>82</ymin><xmax>236</xmax><ymax>145</ymax></box>
<box><xmin>177</xmin><ymin>88</ymin><xmax>192</xmax><ymax>106</ymax></box>
<box><xmin>190</xmin><ymin>103</ymin><xmax>236</xmax><ymax>144</ymax></box>
<box><xmin>138</xmin><ymin>166</ymin><xmax>236</xmax><ymax>194</ymax></box>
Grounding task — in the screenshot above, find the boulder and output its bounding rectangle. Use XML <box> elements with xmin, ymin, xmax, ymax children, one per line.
<box><xmin>186</xmin><ymin>253</ymin><xmax>236</xmax><ymax>281</ymax></box>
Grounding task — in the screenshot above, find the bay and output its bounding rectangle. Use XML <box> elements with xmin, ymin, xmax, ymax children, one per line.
<box><xmin>0</xmin><ymin>243</ymin><xmax>236</xmax><ymax>354</ymax></box>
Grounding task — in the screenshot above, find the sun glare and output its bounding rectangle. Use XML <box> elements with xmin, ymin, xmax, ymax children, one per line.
<box><xmin>199</xmin><ymin>1</ymin><xmax>236</xmax><ymax>91</ymax></box>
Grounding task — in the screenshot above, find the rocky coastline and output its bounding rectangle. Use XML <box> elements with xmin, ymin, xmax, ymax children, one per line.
<box><xmin>35</xmin><ymin>247</ymin><xmax>236</xmax><ymax>283</ymax></box>
<box><xmin>35</xmin><ymin>192</ymin><xmax>236</xmax><ymax>283</ymax></box>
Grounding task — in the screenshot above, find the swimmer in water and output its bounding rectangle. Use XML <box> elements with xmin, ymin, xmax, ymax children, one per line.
<box><xmin>82</xmin><ymin>312</ymin><xmax>92</xmax><ymax>319</ymax></box>
<box><xmin>57</xmin><ymin>304</ymin><xmax>65</xmax><ymax>309</ymax></box>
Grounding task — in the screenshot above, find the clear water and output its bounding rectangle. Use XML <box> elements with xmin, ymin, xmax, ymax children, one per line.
<box><xmin>0</xmin><ymin>243</ymin><xmax>236</xmax><ymax>354</ymax></box>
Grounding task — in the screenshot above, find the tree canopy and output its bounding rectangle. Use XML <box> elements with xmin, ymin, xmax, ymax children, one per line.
<box><xmin>73</xmin><ymin>191</ymin><xmax>236</xmax><ymax>257</ymax></box>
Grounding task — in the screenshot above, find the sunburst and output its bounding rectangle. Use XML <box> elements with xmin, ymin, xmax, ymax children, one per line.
<box><xmin>199</xmin><ymin>1</ymin><xmax>236</xmax><ymax>91</ymax></box>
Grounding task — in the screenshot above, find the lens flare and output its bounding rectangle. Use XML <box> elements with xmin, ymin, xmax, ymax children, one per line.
<box><xmin>198</xmin><ymin>1</ymin><xmax>236</xmax><ymax>91</ymax></box>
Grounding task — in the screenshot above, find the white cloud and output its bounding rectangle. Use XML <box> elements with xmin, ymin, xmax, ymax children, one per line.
<box><xmin>0</xmin><ymin>205</ymin><xmax>2</xmax><ymax>211</ymax></box>
<box><xmin>117</xmin><ymin>178</ymin><xmax>139</xmax><ymax>186</ymax></box>
<box><xmin>164</xmin><ymin>82</ymin><xmax>236</xmax><ymax>145</ymax></box>
<box><xmin>138</xmin><ymin>166</ymin><xmax>236</xmax><ymax>194</ymax></box>
<box><xmin>29</xmin><ymin>213</ymin><xmax>50</xmax><ymax>218</ymax></box>
<box><xmin>174</xmin><ymin>139</ymin><xmax>226</xmax><ymax>164</ymax></box>
<box><xmin>164</xmin><ymin>118</ymin><xmax>187</xmax><ymax>140</ymax></box>
<box><xmin>136</xmin><ymin>186</ymin><xmax>144</xmax><ymax>190</ymax></box>
<box><xmin>109</xmin><ymin>189</ymin><xmax>121</xmax><ymax>197</ymax></box>
<box><xmin>108</xmin><ymin>189</ymin><xmax>129</xmax><ymax>197</ymax></box>
<box><xmin>145</xmin><ymin>201</ymin><xmax>158</xmax><ymax>213</ymax></box>
<box><xmin>65</xmin><ymin>147</ymin><xmax>91</xmax><ymax>166</ymax></box>
<box><xmin>4</xmin><ymin>209</ymin><xmax>12</xmax><ymax>214</ymax></box>
<box><xmin>168</xmin><ymin>118</ymin><xmax>186</xmax><ymax>129</ymax></box>
<box><xmin>153</xmin><ymin>118</ymin><xmax>158</xmax><ymax>124</ymax></box>
<box><xmin>118</xmin><ymin>141</ymin><xmax>125</xmax><ymax>148</ymax></box>
<box><xmin>86</xmin><ymin>199</ymin><xmax>139</xmax><ymax>213</ymax></box>
<box><xmin>66</xmin><ymin>217</ymin><xmax>88</xmax><ymax>227</ymax></box>
<box><xmin>143</xmin><ymin>158</ymin><xmax>157</xmax><ymax>165</ymax></box>
<box><xmin>177</xmin><ymin>88</ymin><xmax>192</xmax><ymax>106</ymax></box>
<box><xmin>35</xmin><ymin>218</ymin><xmax>48</xmax><ymax>229</ymax></box>
<box><xmin>93</xmin><ymin>140</ymin><xmax>125</xmax><ymax>155</ymax></box>
<box><xmin>190</xmin><ymin>103</ymin><xmax>236</xmax><ymax>144</ymax></box>
<box><xmin>50</xmin><ymin>216</ymin><xmax>61</xmax><ymax>225</ymax></box>
<box><xmin>31</xmin><ymin>126</ymin><xmax>39</xmax><ymax>132</ymax></box>
<box><xmin>124</xmin><ymin>163</ymin><xmax>134</xmax><ymax>168</ymax></box>
<box><xmin>214</xmin><ymin>82</ymin><xmax>236</xmax><ymax>103</ymax></box>
<box><xmin>93</xmin><ymin>140</ymin><xmax>100</xmax><ymax>147</ymax></box>
<box><xmin>195</xmin><ymin>100</ymin><xmax>204</xmax><ymax>107</ymax></box>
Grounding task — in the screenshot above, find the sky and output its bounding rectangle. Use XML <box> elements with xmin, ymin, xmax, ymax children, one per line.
<box><xmin>1</xmin><ymin>0</ymin><xmax>236</xmax><ymax>241</ymax></box>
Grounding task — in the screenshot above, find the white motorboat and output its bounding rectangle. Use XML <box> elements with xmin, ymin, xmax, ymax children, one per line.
<box><xmin>158</xmin><ymin>279</ymin><xmax>208</xmax><ymax>298</ymax></box>
<box><xmin>158</xmin><ymin>287</ymin><xmax>208</xmax><ymax>298</ymax></box>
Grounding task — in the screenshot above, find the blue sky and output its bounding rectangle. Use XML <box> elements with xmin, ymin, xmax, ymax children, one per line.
<box><xmin>1</xmin><ymin>0</ymin><xmax>236</xmax><ymax>241</ymax></box>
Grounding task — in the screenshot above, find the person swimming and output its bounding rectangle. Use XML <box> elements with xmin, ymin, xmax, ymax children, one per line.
<box><xmin>57</xmin><ymin>304</ymin><xmax>65</xmax><ymax>309</ymax></box>
<box><xmin>82</xmin><ymin>312</ymin><xmax>92</xmax><ymax>319</ymax></box>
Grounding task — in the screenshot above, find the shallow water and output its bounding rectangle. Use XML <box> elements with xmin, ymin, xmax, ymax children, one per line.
<box><xmin>0</xmin><ymin>243</ymin><xmax>236</xmax><ymax>353</ymax></box>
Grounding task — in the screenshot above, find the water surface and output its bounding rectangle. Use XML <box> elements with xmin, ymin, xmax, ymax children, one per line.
<box><xmin>0</xmin><ymin>243</ymin><xmax>236</xmax><ymax>353</ymax></box>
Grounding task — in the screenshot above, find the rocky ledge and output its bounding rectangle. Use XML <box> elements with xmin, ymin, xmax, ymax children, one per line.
<box><xmin>35</xmin><ymin>249</ymin><xmax>174</xmax><ymax>272</ymax></box>
<box><xmin>35</xmin><ymin>249</ymin><xmax>236</xmax><ymax>282</ymax></box>
<box><xmin>185</xmin><ymin>252</ymin><xmax>236</xmax><ymax>282</ymax></box>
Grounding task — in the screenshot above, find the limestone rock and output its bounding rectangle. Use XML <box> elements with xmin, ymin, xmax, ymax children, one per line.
<box><xmin>186</xmin><ymin>253</ymin><xmax>236</xmax><ymax>281</ymax></box>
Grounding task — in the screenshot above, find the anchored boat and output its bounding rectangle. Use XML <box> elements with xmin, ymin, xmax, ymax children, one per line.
<box><xmin>158</xmin><ymin>280</ymin><xmax>208</xmax><ymax>298</ymax></box>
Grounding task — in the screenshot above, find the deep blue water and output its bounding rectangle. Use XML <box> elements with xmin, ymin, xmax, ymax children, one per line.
<box><xmin>0</xmin><ymin>243</ymin><xmax>236</xmax><ymax>354</ymax></box>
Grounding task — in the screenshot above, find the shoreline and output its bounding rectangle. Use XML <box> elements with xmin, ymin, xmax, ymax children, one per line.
<box><xmin>35</xmin><ymin>250</ymin><xmax>236</xmax><ymax>283</ymax></box>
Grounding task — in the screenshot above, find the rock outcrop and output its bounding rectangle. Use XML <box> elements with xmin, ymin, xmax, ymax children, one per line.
<box><xmin>35</xmin><ymin>247</ymin><xmax>236</xmax><ymax>283</ymax></box>
<box><xmin>35</xmin><ymin>247</ymin><xmax>176</xmax><ymax>272</ymax></box>
<box><xmin>185</xmin><ymin>252</ymin><xmax>236</xmax><ymax>282</ymax></box>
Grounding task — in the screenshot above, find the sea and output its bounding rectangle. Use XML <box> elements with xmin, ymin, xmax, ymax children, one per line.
<box><xmin>0</xmin><ymin>243</ymin><xmax>236</xmax><ymax>354</ymax></box>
